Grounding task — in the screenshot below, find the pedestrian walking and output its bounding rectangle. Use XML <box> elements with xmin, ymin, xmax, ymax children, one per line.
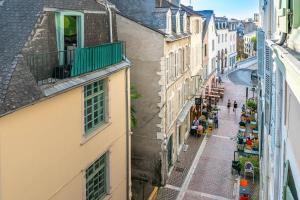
<box><xmin>214</xmin><ymin>115</ymin><xmax>219</xmax><ymax>128</ymax></box>
<box><xmin>233</xmin><ymin>100</ymin><xmax>238</xmax><ymax>112</ymax></box>
<box><xmin>218</xmin><ymin>76</ymin><xmax>222</xmax><ymax>84</ymax></box>
<box><xmin>227</xmin><ymin>99</ymin><xmax>231</xmax><ymax>111</ymax></box>
<box><xmin>191</xmin><ymin>117</ymin><xmax>199</xmax><ymax>136</ymax></box>
<box><xmin>242</xmin><ymin>104</ymin><xmax>246</xmax><ymax>112</ymax></box>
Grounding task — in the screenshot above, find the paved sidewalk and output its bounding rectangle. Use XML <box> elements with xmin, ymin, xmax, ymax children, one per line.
<box><xmin>157</xmin><ymin>79</ymin><xmax>247</xmax><ymax>200</ymax></box>
<box><xmin>157</xmin><ymin>135</ymin><xmax>204</xmax><ymax>200</ymax></box>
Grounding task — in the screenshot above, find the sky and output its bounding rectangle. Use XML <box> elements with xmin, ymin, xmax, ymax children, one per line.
<box><xmin>181</xmin><ymin>0</ymin><xmax>259</xmax><ymax>20</ymax></box>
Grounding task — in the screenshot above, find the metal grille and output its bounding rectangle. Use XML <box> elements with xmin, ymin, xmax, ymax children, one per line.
<box><xmin>86</xmin><ymin>153</ymin><xmax>107</xmax><ymax>200</ymax></box>
<box><xmin>84</xmin><ymin>80</ymin><xmax>106</xmax><ymax>133</ymax></box>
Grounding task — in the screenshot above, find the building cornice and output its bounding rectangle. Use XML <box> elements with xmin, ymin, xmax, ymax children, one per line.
<box><xmin>267</xmin><ymin>40</ymin><xmax>300</xmax><ymax>103</ymax></box>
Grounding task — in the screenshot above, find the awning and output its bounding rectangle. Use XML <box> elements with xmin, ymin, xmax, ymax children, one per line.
<box><xmin>177</xmin><ymin>100</ymin><xmax>194</xmax><ymax>124</ymax></box>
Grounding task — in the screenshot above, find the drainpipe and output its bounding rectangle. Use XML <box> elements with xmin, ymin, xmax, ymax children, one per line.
<box><xmin>96</xmin><ymin>0</ymin><xmax>114</xmax><ymax>42</ymax></box>
<box><xmin>125</xmin><ymin>67</ymin><xmax>131</xmax><ymax>200</ymax></box>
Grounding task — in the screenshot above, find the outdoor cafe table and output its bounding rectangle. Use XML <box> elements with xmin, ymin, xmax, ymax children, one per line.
<box><xmin>207</xmin><ymin>94</ymin><xmax>220</xmax><ymax>100</ymax></box>
<box><xmin>244</xmin><ymin>149</ymin><xmax>259</xmax><ymax>155</ymax></box>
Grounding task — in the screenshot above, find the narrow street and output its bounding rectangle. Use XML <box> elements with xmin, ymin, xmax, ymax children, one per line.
<box><xmin>158</xmin><ymin>75</ymin><xmax>248</xmax><ymax>200</ymax></box>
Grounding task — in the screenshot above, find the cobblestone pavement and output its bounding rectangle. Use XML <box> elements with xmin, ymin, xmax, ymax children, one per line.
<box><xmin>157</xmin><ymin>79</ymin><xmax>248</xmax><ymax>200</ymax></box>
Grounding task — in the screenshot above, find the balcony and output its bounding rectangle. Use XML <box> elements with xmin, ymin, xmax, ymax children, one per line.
<box><xmin>26</xmin><ymin>42</ymin><xmax>125</xmax><ymax>85</ymax></box>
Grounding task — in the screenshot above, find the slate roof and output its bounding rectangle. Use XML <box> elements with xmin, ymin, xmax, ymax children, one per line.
<box><xmin>0</xmin><ymin>0</ymin><xmax>106</xmax><ymax>117</ymax></box>
<box><xmin>180</xmin><ymin>4</ymin><xmax>204</xmax><ymax>17</ymax></box>
<box><xmin>109</xmin><ymin>0</ymin><xmax>183</xmax><ymax>36</ymax></box>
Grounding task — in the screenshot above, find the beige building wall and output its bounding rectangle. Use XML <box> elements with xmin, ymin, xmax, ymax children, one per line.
<box><xmin>164</xmin><ymin>36</ymin><xmax>191</xmax><ymax>164</ymax></box>
<box><xmin>189</xmin><ymin>16</ymin><xmax>203</xmax><ymax>76</ymax></box>
<box><xmin>0</xmin><ymin>69</ymin><xmax>128</xmax><ymax>200</ymax></box>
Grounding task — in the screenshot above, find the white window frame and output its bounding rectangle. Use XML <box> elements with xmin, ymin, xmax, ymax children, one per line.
<box><xmin>166</xmin><ymin>10</ymin><xmax>172</xmax><ymax>35</ymax></box>
<box><xmin>176</xmin><ymin>11</ymin><xmax>181</xmax><ymax>34</ymax></box>
<box><xmin>183</xmin><ymin>13</ymin><xmax>187</xmax><ymax>33</ymax></box>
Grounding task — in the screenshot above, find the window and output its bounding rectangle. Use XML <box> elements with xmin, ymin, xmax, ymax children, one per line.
<box><xmin>166</xmin><ymin>10</ymin><xmax>172</xmax><ymax>34</ymax></box>
<box><xmin>167</xmin><ymin>99</ymin><xmax>173</xmax><ymax>127</ymax></box>
<box><xmin>212</xmin><ymin>40</ymin><xmax>215</xmax><ymax>51</ymax></box>
<box><xmin>204</xmin><ymin>44</ymin><xmax>207</xmax><ymax>57</ymax></box>
<box><xmin>84</xmin><ymin>80</ymin><xmax>106</xmax><ymax>133</ymax></box>
<box><xmin>175</xmin><ymin>52</ymin><xmax>178</xmax><ymax>77</ymax></box>
<box><xmin>218</xmin><ymin>35</ymin><xmax>220</xmax><ymax>44</ymax></box>
<box><xmin>183</xmin><ymin>13</ymin><xmax>187</xmax><ymax>33</ymax></box>
<box><xmin>225</xmin><ymin>34</ymin><xmax>227</xmax><ymax>42</ymax></box>
<box><xmin>176</xmin><ymin>12</ymin><xmax>181</xmax><ymax>34</ymax></box>
<box><xmin>193</xmin><ymin>19</ymin><xmax>200</xmax><ymax>34</ymax></box>
<box><xmin>166</xmin><ymin>56</ymin><xmax>170</xmax><ymax>84</ymax></box>
<box><xmin>222</xmin><ymin>34</ymin><xmax>224</xmax><ymax>42</ymax></box>
<box><xmin>55</xmin><ymin>11</ymin><xmax>84</xmax><ymax>65</ymax></box>
<box><xmin>86</xmin><ymin>153</ymin><xmax>107</xmax><ymax>200</ymax></box>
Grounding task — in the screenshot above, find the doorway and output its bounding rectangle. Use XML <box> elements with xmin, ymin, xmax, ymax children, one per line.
<box><xmin>167</xmin><ymin>135</ymin><xmax>173</xmax><ymax>171</ymax></box>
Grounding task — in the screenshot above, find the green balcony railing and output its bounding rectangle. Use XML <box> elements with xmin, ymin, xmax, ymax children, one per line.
<box><xmin>72</xmin><ymin>41</ymin><xmax>124</xmax><ymax>76</ymax></box>
<box><xmin>26</xmin><ymin>41</ymin><xmax>125</xmax><ymax>85</ymax></box>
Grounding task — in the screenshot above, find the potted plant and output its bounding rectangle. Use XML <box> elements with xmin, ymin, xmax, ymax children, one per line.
<box><xmin>246</xmin><ymin>99</ymin><xmax>257</xmax><ymax>112</ymax></box>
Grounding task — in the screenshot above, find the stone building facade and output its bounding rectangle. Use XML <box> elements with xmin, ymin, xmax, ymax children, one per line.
<box><xmin>112</xmin><ymin>0</ymin><xmax>204</xmax><ymax>198</ymax></box>
<box><xmin>244</xmin><ymin>32</ymin><xmax>256</xmax><ymax>57</ymax></box>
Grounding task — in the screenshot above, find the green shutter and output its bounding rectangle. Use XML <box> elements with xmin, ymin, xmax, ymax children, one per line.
<box><xmin>286</xmin><ymin>186</ymin><xmax>295</xmax><ymax>200</ymax></box>
<box><xmin>283</xmin><ymin>160</ymin><xmax>289</xmax><ymax>200</ymax></box>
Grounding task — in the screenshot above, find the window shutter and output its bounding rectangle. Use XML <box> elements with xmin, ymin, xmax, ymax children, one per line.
<box><xmin>265</xmin><ymin>45</ymin><xmax>272</xmax><ymax>99</ymax></box>
<box><xmin>286</xmin><ymin>187</ymin><xmax>295</xmax><ymax>200</ymax></box>
<box><xmin>283</xmin><ymin>160</ymin><xmax>289</xmax><ymax>200</ymax></box>
<box><xmin>257</xmin><ymin>29</ymin><xmax>265</xmax><ymax>78</ymax></box>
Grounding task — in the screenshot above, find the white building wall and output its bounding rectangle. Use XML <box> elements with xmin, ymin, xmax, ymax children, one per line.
<box><xmin>207</xmin><ymin>17</ymin><xmax>217</xmax><ymax>75</ymax></box>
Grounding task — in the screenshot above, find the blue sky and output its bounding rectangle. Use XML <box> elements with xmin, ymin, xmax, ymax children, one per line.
<box><xmin>181</xmin><ymin>0</ymin><xmax>259</xmax><ymax>20</ymax></box>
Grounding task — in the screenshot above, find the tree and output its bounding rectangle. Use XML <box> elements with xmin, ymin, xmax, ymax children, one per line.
<box><xmin>251</xmin><ymin>36</ymin><xmax>257</xmax><ymax>51</ymax></box>
<box><xmin>131</xmin><ymin>85</ymin><xmax>141</xmax><ymax>129</ymax></box>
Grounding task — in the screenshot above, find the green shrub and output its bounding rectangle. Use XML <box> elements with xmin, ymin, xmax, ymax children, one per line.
<box><xmin>246</xmin><ymin>99</ymin><xmax>257</xmax><ymax>111</ymax></box>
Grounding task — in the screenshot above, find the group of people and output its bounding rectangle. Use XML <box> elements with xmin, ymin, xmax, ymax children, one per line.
<box><xmin>227</xmin><ymin>99</ymin><xmax>239</xmax><ymax>112</ymax></box>
<box><xmin>190</xmin><ymin>113</ymin><xmax>219</xmax><ymax>136</ymax></box>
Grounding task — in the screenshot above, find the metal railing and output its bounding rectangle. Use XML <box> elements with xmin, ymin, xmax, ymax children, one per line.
<box><xmin>26</xmin><ymin>41</ymin><xmax>125</xmax><ymax>85</ymax></box>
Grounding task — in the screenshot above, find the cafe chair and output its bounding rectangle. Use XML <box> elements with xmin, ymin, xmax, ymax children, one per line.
<box><xmin>244</xmin><ymin>161</ymin><xmax>255</xmax><ymax>183</ymax></box>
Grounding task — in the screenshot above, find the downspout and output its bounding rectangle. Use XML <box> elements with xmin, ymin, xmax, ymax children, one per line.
<box><xmin>96</xmin><ymin>1</ymin><xmax>128</xmax><ymax>198</ymax></box>
<box><xmin>125</xmin><ymin>67</ymin><xmax>131</xmax><ymax>200</ymax></box>
<box><xmin>96</xmin><ymin>0</ymin><xmax>113</xmax><ymax>42</ymax></box>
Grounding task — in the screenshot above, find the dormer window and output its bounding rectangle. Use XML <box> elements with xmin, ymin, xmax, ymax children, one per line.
<box><xmin>176</xmin><ymin>11</ymin><xmax>181</xmax><ymax>34</ymax></box>
<box><xmin>166</xmin><ymin>10</ymin><xmax>172</xmax><ymax>34</ymax></box>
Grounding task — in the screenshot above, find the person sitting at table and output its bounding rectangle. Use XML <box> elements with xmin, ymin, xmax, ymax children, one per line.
<box><xmin>197</xmin><ymin>125</ymin><xmax>203</xmax><ymax>136</ymax></box>
<box><xmin>202</xmin><ymin>107</ymin><xmax>208</xmax><ymax>118</ymax></box>
<box><xmin>242</xmin><ymin>104</ymin><xmax>246</xmax><ymax>112</ymax></box>
<box><xmin>246</xmin><ymin>137</ymin><xmax>253</xmax><ymax>146</ymax></box>
<box><xmin>192</xmin><ymin>117</ymin><xmax>199</xmax><ymax>127</ymax></box>
<box><xmin>190</xmin><ymin>117</ymin><xmax>199</xmax><ymax>136</ymax></box>
<box><xmin>239</xmin><ymin>121</ymin><xmax>246</xmax><ymax>127</ymax></box>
